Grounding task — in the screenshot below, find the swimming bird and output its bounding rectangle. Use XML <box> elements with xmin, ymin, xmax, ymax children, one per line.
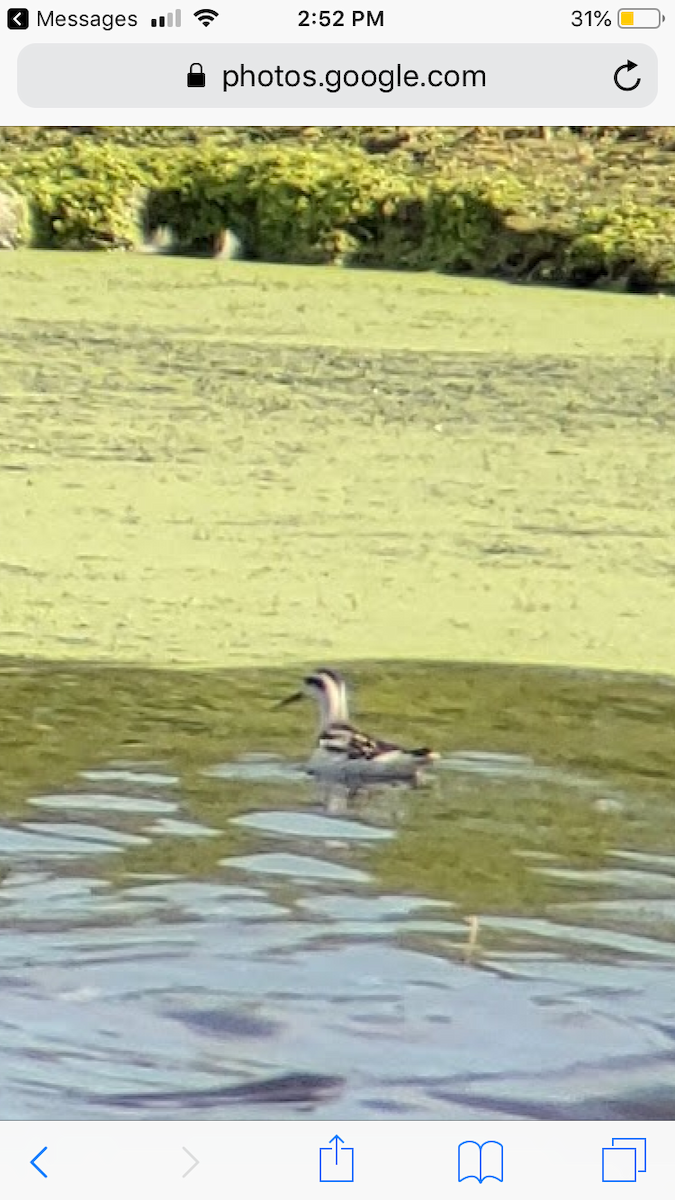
<box><xmin>277</xmin><ymin>668</ymin><xmax>439</xmax><ymax>790</ymax></box>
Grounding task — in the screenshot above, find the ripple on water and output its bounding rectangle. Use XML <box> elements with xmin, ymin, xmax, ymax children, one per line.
<box><xmin>147</xmin><ymin>817</ymin><xmax>219</xmax><ymax>838</ymax></box>
<box><xmin>80</xmin><ymin>768</ymin><xmax>180</xmax><ymax>787</ymax></box>
<box><xmin>204</xmin><ymin>757</ymin><xmax>306</xmax><ymax>784</ymax></box>
<box><xmin>222</xmin><ymin>852</ymin><xmax>371</xmax><ymax>885</ymax></box>
<box><xmin>231</xmin><ymin>810</ymin><xmax>394</xmax><ymax>842</ymax></box>
<box><xmin>0</xmin><ymin>822</ymin><xmax>150</xmax><ymax>859</ymax></box>
<box><xmin>530</xmin><ymin>866</ymin><xmax>675</xmax><ymax>892</ymax></box>
<box><xmin>0</xmin><ymin>872</ymin><xmax>111</xmax><ymax>922</ymax></box>
<box><xmin>28</xmin><ymin>791</ymin><xmax>178</xmax><ymax>815</ymax></box>
<box><xmin>480</xmin><ymin>913</ymin><xmax>675</xmax><ymax>961</ymax></box>
<box><xmin>439</xmin><ymin>750</ymin><xmax>599</xmax><ymax>790</ymax></box>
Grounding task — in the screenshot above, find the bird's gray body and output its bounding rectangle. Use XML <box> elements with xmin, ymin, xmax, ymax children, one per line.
<box><xmin>280</xmin><ymin>668</ymin><xmax>438</xmax><ymax>787</ymax></box>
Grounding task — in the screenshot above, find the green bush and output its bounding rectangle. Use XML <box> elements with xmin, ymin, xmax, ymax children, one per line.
<box><xmin>146</xmin><ymin>147</ymin><xmax>526</xmax><ymax>274</ymax></box>
<box><xmin>147</xmin><ymin>145</ymin><xmax>407</xmax><ymax>262</ymax></box>
<box><xmin>2</xmin><ymin>129</ymin><xmax>675</xmax><ymax>291</ymax></box>
<box><xmin>565</xmin><ymin>205</ymin><xmax>675</xmax><ymax>291</ymax></box>
<box><xmin>6</xmin><ymin>143</ymin><xmax>149</xmax><ymax>250</ymax></box>
<box><xmin>33</xmin><ymin>178</ymin><xmax>147</xmax><ymax>250</ymax></box>
<box><xmin>237</xmin><ymin>146</ymin><xmax>401</xmax><ymax>264</ymax></box>
<box><xmin>493</xmin><ymin>215</ymin><xmax>575</xmax><ymax>282</ymax></box>
<box><xmin>145</xmin><ymin>146</ymin><xmax>243</xmax><ymax>253</ymax></box>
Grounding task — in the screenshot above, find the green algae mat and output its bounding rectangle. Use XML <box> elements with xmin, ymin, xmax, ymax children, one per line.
<box><xmin>1</xmin><ymin>251</ymin><xmax>674</xmax><ymax>675</ymax></box>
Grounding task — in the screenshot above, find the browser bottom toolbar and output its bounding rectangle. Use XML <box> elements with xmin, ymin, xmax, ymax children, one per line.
<box><xmin>1</xmin><ymin>1121</ymin><xmax>667</xmax><ymax>1198</ymax></box>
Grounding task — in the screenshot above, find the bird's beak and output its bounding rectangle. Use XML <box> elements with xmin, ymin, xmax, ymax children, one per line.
<box><xmin>275</xmin><ymin>690</ymin><xmax>303</xmax><ymax>710</ymax></box>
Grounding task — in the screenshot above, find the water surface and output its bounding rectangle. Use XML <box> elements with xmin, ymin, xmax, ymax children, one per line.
<box><xmin>2</xmin><ymin>658</ymin><xmax>675</xmax><ymax>1119</ymax></box>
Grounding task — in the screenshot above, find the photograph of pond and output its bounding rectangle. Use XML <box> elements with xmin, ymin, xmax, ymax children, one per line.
<box><xmin>1</xmin><ymin>125</ymin><xmax>674</xmax><ymax>1120</ymax></box>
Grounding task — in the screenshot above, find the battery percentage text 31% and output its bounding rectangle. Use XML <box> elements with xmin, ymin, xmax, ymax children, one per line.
<box><xmin>571</xmin><ymin>9</ymin><xmax>612</xmax><ymax>24</ymax></box>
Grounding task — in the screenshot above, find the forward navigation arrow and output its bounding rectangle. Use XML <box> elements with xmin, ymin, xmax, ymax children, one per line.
<box><xmin>182</xmin><ymin>1147</ymin><xmax>199</xmax><ymax>1178</ymax></box>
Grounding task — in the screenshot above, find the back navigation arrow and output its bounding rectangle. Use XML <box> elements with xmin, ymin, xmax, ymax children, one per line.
<box><xmin>7</xmin><ymin>7</ymin><xmax>30</xmax><ymax>28</ymax></box>
<box><xmin>30</xmin><ymin>1146</ymin><xmax>48</xmax><ymax>1178</ymax></box>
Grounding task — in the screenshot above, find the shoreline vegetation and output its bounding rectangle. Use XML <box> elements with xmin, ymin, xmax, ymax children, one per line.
<box><xmin>2</xmin><ymin>125</ymin><xmax>675</xmax><ymax>291</ymax></box>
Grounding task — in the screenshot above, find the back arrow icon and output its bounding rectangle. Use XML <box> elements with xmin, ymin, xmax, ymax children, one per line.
<box><xmin>182</xmin><ymin>1147</ymin><xmax>199</xmax><ymax>1178</ymax></box>
<box><xmin>614</xmin><ymin>59</ymin><xmax>641</xmax><ymax>90</ymax></box>
<box><xmin>30</xmin><ymin>1147</ymin><xmax>48</xmax><ymax>1178</ymax></box>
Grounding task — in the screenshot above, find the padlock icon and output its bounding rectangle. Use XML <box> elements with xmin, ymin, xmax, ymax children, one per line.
<box><xmin>187</xmin><ymin>62</ymin><xmax>206</xmax><ymax>87</ymax></box>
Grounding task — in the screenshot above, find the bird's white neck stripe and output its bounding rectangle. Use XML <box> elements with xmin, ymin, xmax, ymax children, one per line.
<box><xmin>316</xmin><ymin>675</ymin><xmax>349</xmax><ymax>731</ymax></box>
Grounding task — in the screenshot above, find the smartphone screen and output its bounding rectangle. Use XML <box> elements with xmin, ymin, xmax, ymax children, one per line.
<box><xmin>0</xmin><ymin>2</ymin><xmax>672</xmax><ymax>1195</ymax></box>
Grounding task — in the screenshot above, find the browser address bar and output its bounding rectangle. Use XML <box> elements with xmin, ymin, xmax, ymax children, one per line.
<box><xmin>18</xmin><ymin>42</ymin><xmax>657</xmax><ymax>107</ymax></box>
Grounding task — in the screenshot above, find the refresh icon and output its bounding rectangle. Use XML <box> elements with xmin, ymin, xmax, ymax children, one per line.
<box><xmin>614</xmin><ymin>59</ymin><xmax>641</xmax><ymax>90</ymax></box>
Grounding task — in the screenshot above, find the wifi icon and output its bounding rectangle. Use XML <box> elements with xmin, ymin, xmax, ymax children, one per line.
<box><xmin>194</xmin><ymin>6</ymin><xmax>218</xmax><ymax>24</ymax></box>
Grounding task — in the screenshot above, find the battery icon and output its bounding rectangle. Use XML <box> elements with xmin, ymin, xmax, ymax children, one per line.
<box><xmin>618</xmin><ymin>8</ymin><xmax>663</xmax><ymax>24</ymax></box>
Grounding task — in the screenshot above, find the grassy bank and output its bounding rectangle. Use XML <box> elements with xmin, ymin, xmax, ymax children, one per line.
<box><xmin>1</xmin><ymin>251</ymin><xmax>674</xmax><ymax>674</ymax></box>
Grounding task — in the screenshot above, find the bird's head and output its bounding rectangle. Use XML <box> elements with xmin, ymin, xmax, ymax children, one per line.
<box><xmin>276</xmin><ymin>669</ymin><xmax>349</xmax><ymax>727</ymax></box>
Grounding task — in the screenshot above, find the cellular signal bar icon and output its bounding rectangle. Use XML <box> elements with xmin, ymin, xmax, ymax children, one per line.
<box><xmin>151</xmin><ymin>7</ymin><xmax>181</xmax><ymax>25</ymax></box>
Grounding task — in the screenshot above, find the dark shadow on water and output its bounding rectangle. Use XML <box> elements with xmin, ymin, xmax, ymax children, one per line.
<box><xmin>1</xmin><ymin>657</ymin><xmax>675</xmax><ymax>1119</ymax></box>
